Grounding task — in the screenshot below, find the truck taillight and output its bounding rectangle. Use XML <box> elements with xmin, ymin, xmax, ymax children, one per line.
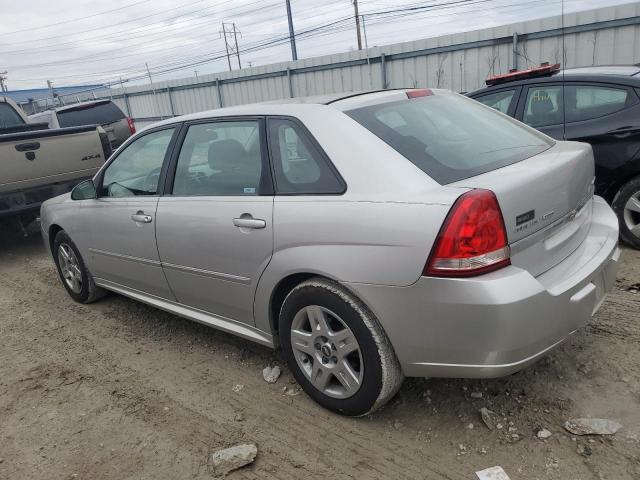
<box><xmin>424</xmin><ymin>189</ymin><xmax>510</xmax><ymax>277</ymax></box>
<box><xmin>127</xmin><ymin>117</ymin><xmax>136</xmax><ymax>134</ymax></box>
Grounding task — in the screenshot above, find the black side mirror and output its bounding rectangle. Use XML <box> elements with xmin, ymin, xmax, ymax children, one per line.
<box><xmin>71</xmin><ymin>179</ymin><xmax>97</xmax><ymax>200</ymax></box>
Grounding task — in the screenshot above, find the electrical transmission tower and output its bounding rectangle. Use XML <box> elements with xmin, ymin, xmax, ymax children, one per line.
<box><xmin>220</xmin><ymin>22</ymin><xmax>242</xmax><ymax>71</ymax></box>
<box><xmin>0</xmin><ymin>71</ymin><xmax>8</xmax><ymax>92</ymax></box>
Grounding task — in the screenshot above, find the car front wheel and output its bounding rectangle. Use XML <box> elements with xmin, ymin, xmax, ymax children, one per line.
<box><xmin>53</xmin><ymin>230</ymin><xmax>106</xmax><ymax>303</ymax></box>
<box><xmin>279</xmin><ymin>278</ymin><xmax>403</xmax><ymax>416</ymax></box>
<box><xmin>613</xmin><ymin>176</ymin><xmax>640</xmax><ymax>249</ymax></box>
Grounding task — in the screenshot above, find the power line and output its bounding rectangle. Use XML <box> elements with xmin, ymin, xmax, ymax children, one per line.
<box><xmin>10</xmin><ymin>0</ymin><xmax>569</xmax><ymax>88</ymax></box>
<box><xmin>0</xmin><ymin>0</ymin><xmax>155</xmax><ymax>37</ymax></box>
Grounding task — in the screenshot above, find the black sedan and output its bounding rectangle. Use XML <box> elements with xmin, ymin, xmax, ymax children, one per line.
<box><xmin>468</xmin><ymin>64</ymin><xmax>640</xmax><ymax>248</ymax></box>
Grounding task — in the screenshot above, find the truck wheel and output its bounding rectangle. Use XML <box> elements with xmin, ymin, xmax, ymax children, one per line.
<box><xmin>279</xmin><ymin>277</ymin><xmax>403</xmax><ymax>416</ymax></box>
<box><xmin>612</xmin><ymin>177</ymin><xmax>640</xmax><ymax>249</ymax></box>
<box><xmin>53</xmin><ymin>230</ymin><xmax>106</xmax><ymax>303</ymax></box>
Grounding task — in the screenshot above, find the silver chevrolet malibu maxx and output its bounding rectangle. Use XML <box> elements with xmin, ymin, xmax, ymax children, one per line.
<box><xmin>40</xmin><ymin>89</ymin><xmax>620</xmax><ymax>416</ymax></box>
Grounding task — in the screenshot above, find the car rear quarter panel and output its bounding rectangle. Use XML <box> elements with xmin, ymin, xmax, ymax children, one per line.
<box><xmin>253</xmin><ymin>198</ymin><xmax>453</xmax><ymax>335</ymax></box>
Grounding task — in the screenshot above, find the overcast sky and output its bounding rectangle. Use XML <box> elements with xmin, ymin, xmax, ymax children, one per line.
<box><xmin>0</xmin><ymin>0</ymin><xmax>633</xmax><ymax>91</ymax></box>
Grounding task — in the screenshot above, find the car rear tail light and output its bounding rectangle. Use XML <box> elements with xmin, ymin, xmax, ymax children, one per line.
<box><xmin>424</xmin><ymin>189</ymin><xmax>510</xmax><ymax>277</ymax></box>
<box><xmin>127</xmin><ymin>117</ymin><xmax>136</xmax><ymax>134</ymax></box>
<box><xmin>406</xmin><ymin>89</ymin><xmax>433</xmax><ymax>99</ymax></box>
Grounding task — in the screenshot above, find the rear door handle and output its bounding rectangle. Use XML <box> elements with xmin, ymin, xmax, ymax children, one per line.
<box><xmin>233</xmin><ymin>215</ymin><xmax>266</xmax><ymax>229</ymax></box>
<box><xmin>131</xmin><ymin>211</ymin><xmax>152</xmax><ymax>223</ymax></box>
<box><xmin>606</xmin><ymin>126</ymin><xmax>639</xmax><ymax>139</ymax></box>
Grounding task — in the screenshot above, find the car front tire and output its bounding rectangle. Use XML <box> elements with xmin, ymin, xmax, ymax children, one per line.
<box><xmin>612</xmin><ymin>176</ymin><xmax>640</xmax><ymax>249</ymax></box>
<box><xmin>53</xmin><ymin>230</ymin><xmax>106</xmax><ymax>304</ymax></box>
<box><xmin>279</xmin><ymin>277</ymin><xmax>403</xmax><ymax>416</ymax></box>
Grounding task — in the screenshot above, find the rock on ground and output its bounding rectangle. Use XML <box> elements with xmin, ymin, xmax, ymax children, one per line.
<box><xmin>475</xmin><ymin>466</ymin><xmax>512</xmax><ymax>480</ymax></box>
<box><xmin>211</xmin><ymin>443</ymin><xmax>258</xmax><ymax>476</ymax></box>
<box><xmin>564</xmin><ymin>418</ymin><xmax>622</xmax><ymax>436</ymax></box>
<box><xmin>537</xmin><ymin>428</ymin><xmax>552</xmax><ymax>439</ymax></box>
<box><xmin>480</xmin><ymin>408</ymin><xmax>501</xmax><ymax>430</ymax></box>
<box><xmin>262</xmin><ymin>365</ymin><xmax>281</xmax><ymax>384</ymax></box>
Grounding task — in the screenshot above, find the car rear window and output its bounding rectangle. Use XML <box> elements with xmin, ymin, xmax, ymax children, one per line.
<box><xmin>347</xmin><ymin>92</ymin><xmax>552</xmax><ymax>184</ymax></box>
<box><xmin>57</xmin><ymin>101</ymin><xmax>125</xmax><ymax>127</ymax></box>
<box><xmin>0</xmin><ymin>102</ymin><xmax>26</xmax><ymax>129</ymax></box>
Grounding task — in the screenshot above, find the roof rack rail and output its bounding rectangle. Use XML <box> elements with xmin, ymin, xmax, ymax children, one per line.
<box><xmin>485</xmin><ymin>62</ymin><xmax>560</xmax><ymax>86</ymax></box>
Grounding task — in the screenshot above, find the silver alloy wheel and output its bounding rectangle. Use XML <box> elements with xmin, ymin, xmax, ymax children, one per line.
<box><xmin>290</xmin><ymin>305</ymin><xmax>364</xmax><ymax>399</ymax></box>
<box><xmin>58</xmin><ymin>243</ymin><xmax>83</xmax><ymax>294</ymax></box>
<box><xmin>623</xmin><ymin>191</ymin><xmax>640</xmax><ymax>239</ymax></box>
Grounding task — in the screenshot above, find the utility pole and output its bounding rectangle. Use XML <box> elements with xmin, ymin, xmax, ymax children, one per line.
<box><xmin>145</xmin><ymin>62</ymin><xmax>154</xmax><ymax>84</ymax></box>
<box><xmin>47</xmin><ymin>80</ymin><xmax>54</xmax><ymax>103</ymax></box>
<box><xmin>361</xmin><ymin>15</ymin><xmax>369</xmax><ymax>52</ymax></box>
<box><xmin>0</xmin><ymin>71</ymin><xmax>8</xmax><ymax>92</ymax></box>
<box><xmin>220</xmin><ymin>23</ymin><xmax>242</xmax><ymax>70</ymax></box>
<box><xmin>285</xmin><ymin>0</ymin><xmax>298</xmax><ymax>61</ymax></box>
<box><xmin>352</xmin><ymin>0</ymin><xmax>362</xmax><ymax>50</ymax></box>
<box><xmin>145</xmin><ymin>63</ymin><xmax>163</xmax><ymax>120</ymax></box>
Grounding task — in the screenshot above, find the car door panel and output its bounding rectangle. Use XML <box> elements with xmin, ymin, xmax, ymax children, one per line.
<box><xmin>156</xmin><ymin>197</ymin><xmax>273</xmax><ymax>323</ymax></box>
<box><xmin>82</xmin><ymin>127</ymin><xmax>178</xmax><ymax>299</ymax></box>
<box><xmin>85</xmin><ymin>197</ymin><xmax>173</xmax><ymax>298</ymax></box>
<box><xmin>155</xmin><ymin>118</ymin><xmax>274</xmax><ymax>325</ymax></box>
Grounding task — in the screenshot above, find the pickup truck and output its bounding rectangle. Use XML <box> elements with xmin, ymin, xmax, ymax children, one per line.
<box><xmin>1</xmin><ymin>96</ymin><xmax>111</xmax><ymax>229</ymax></box>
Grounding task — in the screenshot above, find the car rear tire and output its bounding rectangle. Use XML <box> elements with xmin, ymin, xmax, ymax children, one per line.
<box><xmin>279</xmin><ymin>277</ymin><xmax>403</xmax><ymax>416</ymax></box>
<box><xmin>53</xmin><ymin>230</ymin><xmax>107</xmax><ymax>304</ymax></box>
<box><xmin>612</xmin><ymin>176</ymin><xmax>640</xmax><ymax>250</ymax></box>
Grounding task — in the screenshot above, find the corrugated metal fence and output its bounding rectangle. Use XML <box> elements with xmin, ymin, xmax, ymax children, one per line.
<box><xmin>38</xmin><ymin>2</ymin><xmax>640</xmax><ymax>129</ymax></box>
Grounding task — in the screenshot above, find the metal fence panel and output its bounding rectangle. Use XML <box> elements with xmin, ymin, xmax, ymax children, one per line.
<box><xmin>24</xmin><ymin>3</ymin><xmax>640</xmax><ymax>125</ymax></box>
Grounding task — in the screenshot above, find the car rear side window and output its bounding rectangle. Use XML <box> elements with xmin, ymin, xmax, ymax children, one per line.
<box><xmin>0</xmin><ymin>102</ymin><xmax>25</xmax><ymax>128</ymax></box>
<box><xmin>566</xmin><ymin>85</ymin><xmax>630</xmax><ymax>122</ymax></box>
<box><xmin>58</xmin><ymin>101</ymin><xmax>125</xmax><ymax>127</ymax></box>
<box><xmin>172</xmin><ymin>121</ymin><xmax>264</xmax><ymax>196</ymax></box>
<box><xmin>347</xmin><ymin>92</ymin><xmax>552</xmax><ymax>185</ymax></box>
<box><xmin>474</xmin><ymin>89</ymin><xmax>515</xmax><ymax>114</ymax></box>
<box><xmin>268</xmin><ymin>118</ymin><xmax>345</xmax><ymax>194</ymax></box>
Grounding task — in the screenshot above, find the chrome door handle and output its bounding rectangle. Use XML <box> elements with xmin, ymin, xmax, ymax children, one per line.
<box><xmin>233</xmin><ymin>215</ymin><xmax>266</xmax><ymax>229</ymax></box>
<box><xmin>131</xmin><ymin>211</ymin><xmax>152</xmax><ymax>223</ymax></box>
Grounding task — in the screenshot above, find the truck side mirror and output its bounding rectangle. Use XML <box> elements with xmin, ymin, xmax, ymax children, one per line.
<box><xmin>71</xmin><ymin>179</ymin><xmax>97</xmax><ymax>200</ymax></box>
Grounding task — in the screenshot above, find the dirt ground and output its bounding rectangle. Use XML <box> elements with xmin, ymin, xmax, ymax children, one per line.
<box><xmin>0</xmin><ymin>229</ymin><xmax>638</xmax><ymax>480</ymax></box>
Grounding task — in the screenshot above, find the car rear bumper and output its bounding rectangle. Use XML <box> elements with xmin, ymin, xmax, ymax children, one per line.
<box><xmin>345</xmin><ymin>196</ymin><xmax>620</xmax><ymax>378</ymax></box>
<box><xmin>0</xmin><ymin>178</ymin><xmax>88</xmax><ymax>218</ymax></box>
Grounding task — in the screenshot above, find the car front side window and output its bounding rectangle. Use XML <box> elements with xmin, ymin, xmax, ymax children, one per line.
<box><xmin>100</xmin><ymin>128</ymin><xmax>175</xmax><ymax>198</ymax></box>
<box><xmin>522</xmin><ymin>86</ymin><xmax>564</xmax><ymax>127</ymax></box>
<box><xmin>474</xmin><ymin>89</ymin><xmax>516</xmax><ymax>114</ymax></box>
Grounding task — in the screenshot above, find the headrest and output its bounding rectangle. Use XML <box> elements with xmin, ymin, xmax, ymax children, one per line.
<box><xmin>208</xmin><ymin>139</ymin><xmax>246</xmax><ymax>170</ymax></box>
<box><xmin>530</xmin><ymin>96</ymin><xmax>554</xmax><ymax>115</ymax></box>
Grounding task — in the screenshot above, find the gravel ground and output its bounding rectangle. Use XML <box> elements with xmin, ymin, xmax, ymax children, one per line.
<box><xmin>0</xmin><ymin>229</ymin><xmax>639</xmax><ymax>479</ymax></box>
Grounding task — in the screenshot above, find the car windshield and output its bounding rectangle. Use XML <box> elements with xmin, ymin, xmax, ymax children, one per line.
<box><xmin>57</xmin><ymin>101</ymin><xmax>125</xmax><ymax>127</ymax></box>
<box><xmin>347</xmin><ymin>92</ymin><xmax>552</xmax><ymax>184</ymax></box>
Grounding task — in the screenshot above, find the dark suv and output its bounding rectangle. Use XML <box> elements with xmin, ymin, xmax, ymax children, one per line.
<box><xmin>468</xmin><ymin>65</ymin><xmax>640</xmax><ymax>248</ymax></box>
